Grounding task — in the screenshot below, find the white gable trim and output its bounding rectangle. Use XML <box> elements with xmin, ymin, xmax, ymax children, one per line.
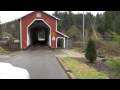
<box><xmin>26</xmin><ymin>19</ymin><xmax>52</xmax><ymax>47</ymax></box>
<box><xmin>42</xmin><ymin>11</ymin><xmax>61</xmax><ymax>21</ymax></box>
<box><xmin>20</xmin><ymin>19</ymin><xmax>22</xmax><ymax>49</ymax></box>
<box><xmin>56</xmin><ymin>31</ymin><xmax>69</xmax><ymax>38</ymax></box>
<box><xmin>20</xmin><ymin>11</ymin><xmax>61</xmax><ymax>21</ymax></box>
<box><xmin>55</xmin><ymin>20</ymin><xmax>69</xmax><ymax>38</ymax></box>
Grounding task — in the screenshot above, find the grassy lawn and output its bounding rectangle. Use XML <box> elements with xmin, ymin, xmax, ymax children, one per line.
<box><xmin>0</xmin><ymin>47</ymin><xmax>9</xmax><ymax>54</ymax></box>
<box><xmin>60</xmin><ymin>57</ymin><xmax>109</xmax><ymax>79</ymax></box>
<box><xmin>71</xmin><ymin>48</ymin><xmax>84</xmax><ymax>53</ymax></box>
<box><xmin>106</xmin><ymin>58</ymin><xmax>120</xmax><ymax>78</ymax></box>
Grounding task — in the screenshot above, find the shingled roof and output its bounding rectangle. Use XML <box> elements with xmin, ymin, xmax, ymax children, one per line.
<box><xmin>20</xmin><ymin>11</ymin><xmax>61</xmax><ymax>21</ymax></box>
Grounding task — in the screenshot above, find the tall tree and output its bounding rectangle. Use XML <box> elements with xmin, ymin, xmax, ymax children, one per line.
<box><xmin>96</xmin><ymin>14</ymin><xmax>104</xmax><ymax>35</ymax></box>
<box><xmin>53</xmin><ymin>11</ymin><xmax>59</xmax><ymax>17</ymax></box>
<box><xmin>53</xmin><ymin>11</ymin><xmax>120</xmax><ymax>41</ymax></box>
<box><xmin>103</xmin><ymin>11</ymin><xmax>114</xmax><ymax>32</ymax></box>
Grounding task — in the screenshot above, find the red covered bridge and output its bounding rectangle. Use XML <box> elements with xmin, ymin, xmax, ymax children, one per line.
<box><xmin>18</xmin><ymin>11</ymin><xmax>69</xmax><ymax>49</ymax></box>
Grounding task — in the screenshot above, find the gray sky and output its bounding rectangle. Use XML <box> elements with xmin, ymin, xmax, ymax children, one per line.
<box><xmin>0</xmin><ymin>11</ymin><xmax>104</xmax><ymax>23</ymax></box>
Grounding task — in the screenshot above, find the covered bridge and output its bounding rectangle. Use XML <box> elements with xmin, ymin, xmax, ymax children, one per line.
<box><xmin>1</xmin><ymin>11</ymin><xmax>70</xmax><ymax>49</ymax></box>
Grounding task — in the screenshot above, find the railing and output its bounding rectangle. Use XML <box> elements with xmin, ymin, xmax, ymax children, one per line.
<box><xmin>0</xmin><ymin>40</ymin><xmax>20</xmax><ymax>51</ymax></box>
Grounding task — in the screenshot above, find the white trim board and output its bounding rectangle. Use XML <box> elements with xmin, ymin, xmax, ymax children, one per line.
<box><xmin>55</xmin><ymin>19</ymin><xmax>69</xmax><ymax>38</ymax></box>
<box><xmin>20</xmin><ymin>19</ymin><xmax>22</xmax><ymax>49</ymax></box>
<box><xmin>26</xmin><ymin>19</ymin><xmax>52</xmax><ymax>47</ymax></box>
<box><xmin>56</xmin><ymin>31</ymin><xmax>69</xmax><ymax>38</ymax></box>
<box><xmin>19</xmin><ymin>11</ymin><xmax>61</xmax><ymax>21</ymax></box>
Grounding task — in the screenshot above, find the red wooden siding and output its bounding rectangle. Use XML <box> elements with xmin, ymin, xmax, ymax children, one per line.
<box><xmin>21</xmin><ymin>11</ymin><xmax>57</xmax><ymax>49</ymax></box>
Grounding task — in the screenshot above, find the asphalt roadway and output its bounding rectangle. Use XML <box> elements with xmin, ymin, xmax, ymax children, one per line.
<box><xmin>1</xmin><ymin>47</ymin><xmax>68</xmax><ymax>79</ymax></box>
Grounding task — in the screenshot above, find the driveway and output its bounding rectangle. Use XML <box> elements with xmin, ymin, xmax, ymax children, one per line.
<box><xmin>55</xmin><ymin>49</ymin><xmax>85</xmax><ymax>58</ymax></box>
<box><xmin>0</xmin><ymin>48</ymin><xmax>68</xmax><ymax>79</ymax></box>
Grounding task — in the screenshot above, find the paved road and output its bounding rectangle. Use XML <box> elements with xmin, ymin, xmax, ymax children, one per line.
<box><xmin>1</xmin><ymin>48</ymin><xmax>68</xmax><ymax>79</ymax></box>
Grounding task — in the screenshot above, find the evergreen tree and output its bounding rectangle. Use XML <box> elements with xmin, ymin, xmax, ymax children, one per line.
<box><xmin>53</xmin><ymin>11</ymin><xmax>120</xmax><ymax>42</ymax></box>
<box><xmin>96</xmin><ymin>14</ymin><xmax>104</xmax><ymax>35</ymax></box>
<box><xmin>85</xmin><ymin>39</ymin><xmax>97</xmax><ymax>63</ymax></box>
<box><xmin>53</xmin><ymin>11</ymin><xmax>59</xmax><ymax>17</ymax></box>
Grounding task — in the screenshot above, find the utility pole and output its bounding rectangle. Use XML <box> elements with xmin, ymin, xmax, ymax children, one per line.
<box><xmin>83</xmin><ymin>11</ymin><xmax>85</xmax><ymax>49</ymax></box>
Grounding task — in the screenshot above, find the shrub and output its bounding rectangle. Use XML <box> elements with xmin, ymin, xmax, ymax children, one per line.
<box><xmin>85</xmin><ymin>39</ymin><xmax>97</xmax><ymax>63</ymax></box>
<box><xmin>96</xmin><ymin>40</ymin><xmax>120</xmax><ymax>57</ymax></box>
<box><xmin>0</xmin><ymin>47</ymin><xmax>8</xmax><ymax>53</ymax></box>
<box><xmin>66</xmin><ymin>25</ymin><xmax>81</xmax><ymax>41</ymax></box>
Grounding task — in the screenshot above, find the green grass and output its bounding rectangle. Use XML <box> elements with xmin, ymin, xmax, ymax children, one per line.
<box><xmin>106</xmin><ymin>58</ymin><xmax>120</xmax><ymax>78</ymax></box>
<box><xmin>61</xmin><ymin>57</ymin><xmax>109</xmax><ymax>79</ymax></box>
<box><xmin>0</xmin><ymin>47</ymin><xmax>9</xmax><ymax>54</ymax></box>
<box><xmin>71</xmin><ymin>48</ymin><xmax>84</xmax><ymax>52</ymax></box>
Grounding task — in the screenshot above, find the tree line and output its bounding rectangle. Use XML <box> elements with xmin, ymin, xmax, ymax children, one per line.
<box><xmin>53</xmin><ymin>11</ymin><xmax>120</xmax><ymax>41</ymax></box>
<box><xmin>0</xmin><ymin>11</ymin><xmax>120</xmax><ymax>42</ymax></box>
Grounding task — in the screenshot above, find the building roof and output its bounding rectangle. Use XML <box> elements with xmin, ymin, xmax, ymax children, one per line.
<box><xmin>56</xmin><ymin>31</ymin><xmax>69</xmax><ymax>38</ymax></box>
<box><xmin>1</xmin><ymin>11</ymin><xmax>60</xmax><ymax>24</ymax></box>
<box><xmin>20</xmin><ymin>11</ymin><xmax>61</xmax><ymax>21</ymax></box>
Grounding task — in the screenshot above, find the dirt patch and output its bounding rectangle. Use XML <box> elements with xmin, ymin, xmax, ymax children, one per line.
<box><xmin>75</xmin><ymin>57</ymin><xmax>115</xmax><ymax>79</ymax></box>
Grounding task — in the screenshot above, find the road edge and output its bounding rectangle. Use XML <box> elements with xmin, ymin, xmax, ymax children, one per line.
<box><xmin>56</xmin><ymin>57</ymin><xmax>76</xmax><ymax>79</ymax></box>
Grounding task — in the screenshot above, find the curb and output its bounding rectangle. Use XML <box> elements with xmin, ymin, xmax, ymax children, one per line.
<box><xmin>56</xmin><ymin>57</ymin><xmax>76</xmax><ymax>79</ymax></box>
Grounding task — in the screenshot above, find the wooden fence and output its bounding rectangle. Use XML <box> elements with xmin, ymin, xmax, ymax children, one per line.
<box><xmin>0</xmin><ymin>40</ymin><xmax>20</xmax><ymax>51</ymax></box>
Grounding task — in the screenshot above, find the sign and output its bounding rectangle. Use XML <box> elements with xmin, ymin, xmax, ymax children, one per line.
<box><xmin>52</xmin><ymin>32</ymin><xmax>56</xmax><ymax>36</ymax></box>
<box><xmin>14</xmin><ymin>40</ymin><xmax>20</xmax><ymax>43</ymax></box>
<box><xmin>36</xmin><ymin>13</ymin><xmax>42</xmax><ymax>18</ymax></box>
<box><xmin>52</xmin><ymin>36</ymin><xmax>56</xmax><ymax>41</ymax></box>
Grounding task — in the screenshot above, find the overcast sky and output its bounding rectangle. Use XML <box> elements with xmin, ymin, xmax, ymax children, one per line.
<box><xmin>0</xmin><ymin>11</ymin><xmax>104</xmax><ymax>23</ymax></box>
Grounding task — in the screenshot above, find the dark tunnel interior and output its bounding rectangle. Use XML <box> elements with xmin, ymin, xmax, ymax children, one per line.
<box><xmin>28</xmin><ymin>20</ymin><xmax>50</xmax><ymax>47</ymax></box>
